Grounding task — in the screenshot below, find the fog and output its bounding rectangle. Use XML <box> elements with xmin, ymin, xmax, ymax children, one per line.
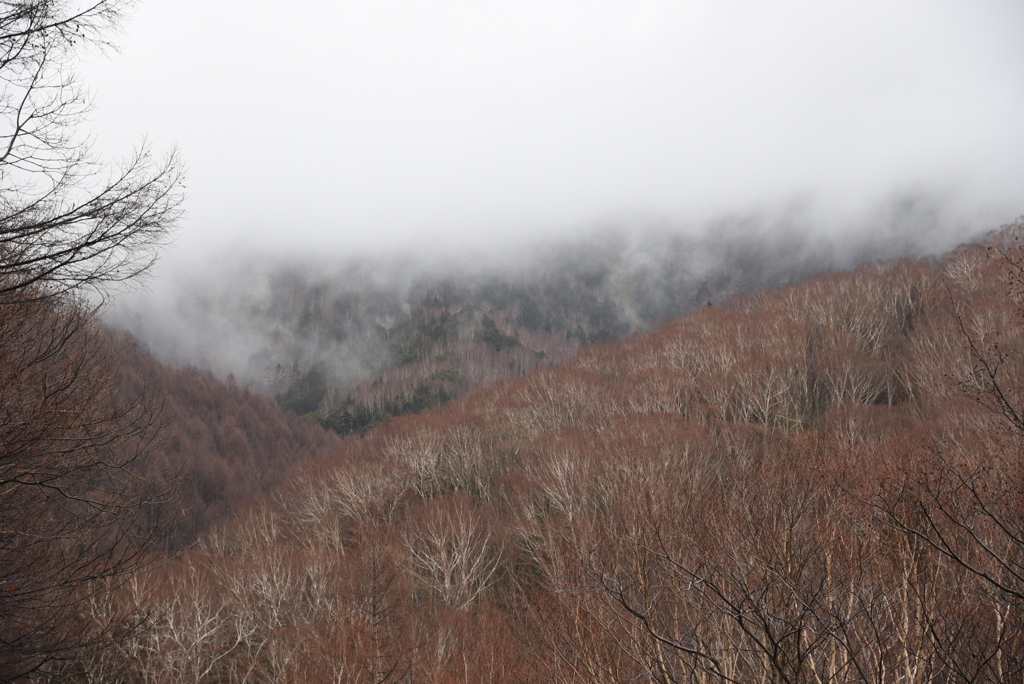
<box><xmin>82</xmin><ymin>1</ymin><xmax>1024</xmax><ymax>376</ymax></box>
<box><xmin>104</xmin><ymin>194</ymin><xmax>985</xmax><ymax>388</ymax></box>
<box><xmin>83</xmin><ymin>1</ymin><xmax>1024</xmax><ymax>254</ymax></box>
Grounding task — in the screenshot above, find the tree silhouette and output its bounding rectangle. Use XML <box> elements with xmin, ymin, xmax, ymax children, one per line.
<box><xmin>0</xmin><ymin>1</ymin><xmax>184</xmax><ymax>676</ymax></box>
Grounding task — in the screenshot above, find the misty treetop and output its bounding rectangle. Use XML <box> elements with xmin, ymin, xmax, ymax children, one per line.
<box><xmin>122</xmin><ymin>219</ymin><xmax>975</xmax><ymax>439</ymax></box>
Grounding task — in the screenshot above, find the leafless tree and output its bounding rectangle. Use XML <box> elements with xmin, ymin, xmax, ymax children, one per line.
<box><xmin>864</xmin><ymin>230</ymin><xmax>1024</xmax><ymax>606</ymax></box>
<box><xmin>0</xmin><ymin>294</ymin><xmax>172</xmax><ymax>678</ymax></box>
<box><xmin>403</xmin><ymin>496</ymin><xmax>503</xmax><ymax>610</ymax></box>
<box><xmin>1</xmin><ymin>0</ymin><xmax>184</xmax><ymax>303</ymax></box>
<box><xmin>0</xmin><ymin>1</ymin><xmax>184</xmax><ymax>676</ymax></box>
<box><xmin>375</xmin><ymin>313</ymin><xmax>395</xmax><ymax>341</ymax></box>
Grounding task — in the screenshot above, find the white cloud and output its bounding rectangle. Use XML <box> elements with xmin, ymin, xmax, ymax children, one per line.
<box><xmin>82</xmin><ymin>0</ymin><xmax>1024</xmax><ymax>261</ymax></box>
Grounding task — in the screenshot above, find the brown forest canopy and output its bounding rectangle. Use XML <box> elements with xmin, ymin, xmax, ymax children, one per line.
<box><xmin>110</xmin><ymin>332</ymin><xmax>343</xmax><ymax>547</ymax></box>
<box><xmin>77</xmin><ymin>223</ymin><xmax>1024</xmax><ymax>682</ymax></box>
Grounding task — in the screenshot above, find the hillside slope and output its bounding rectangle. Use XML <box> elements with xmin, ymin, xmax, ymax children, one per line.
<box><xmin>81</xmin><ymin>225</ymin><xmax>1024</xmax><ymax>682</ymax></box>
<box><xmin>111</xmin><ymin>332</ymin><xmax>342</xmax><ymax>547</ymax></box>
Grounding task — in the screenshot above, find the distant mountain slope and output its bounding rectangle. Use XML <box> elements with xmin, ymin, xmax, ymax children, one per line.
<box><xmin>110</xmin><ymin>331</ymin><xmax>342</xmax><ymax>546</ymax></box>
<box><xmin>110</xmin><ymin>216</ymin><xmax>983</xmax><ymax>437</ymax></box>
<box><xmin>81</xmin><ymin>224</ymin><xmax>1024</xmax><ymax>681</ymax></box>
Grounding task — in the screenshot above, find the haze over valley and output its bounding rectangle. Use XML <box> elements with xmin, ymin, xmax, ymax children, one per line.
<box><xmin>106</xmin><ymin>194</ymin><xmax>993</xmax><ymax>443</ymax></box>
<box><xmin>5</xmin><ymin>0</ymin><xmax>1024</xmax><ymax>680</ymax></box>
<box><xmin>90</xmin><ymin>0</ymin><xmax>1024</xmax><ymax>399</ymax></box>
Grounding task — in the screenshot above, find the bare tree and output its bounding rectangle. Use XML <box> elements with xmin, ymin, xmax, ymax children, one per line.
<box><xmin>0</xmin><ymin>1</ymin><xmax>184</xmax><ymax>676</ymax></box>
<box><xmin>403</xmin><ymin>496</ymin><xmax>503</xmax><ymax>610</ymax></box>
<box><xmin>375</xmin><ymin>313</ymin><xmax>395</xmax><ymax>341</ymax></box>
<box><xmin>1</xmin><ymin>0</ymin><xmax>185</xmax><ymax>303</ymax></box>
<box><xmin>0</xmin><ymin>294</ymin><xmax>173</xmax><ymax>678</ymax></box>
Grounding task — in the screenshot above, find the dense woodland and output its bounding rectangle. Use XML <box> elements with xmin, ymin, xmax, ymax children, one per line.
<box><xmin>112</xmin><ymin>337</ymin><xmax>342</xmax><ymax>548</ymax></box>
<box><xmin>6</xmin><ymin>1</ymin><xmax>1023</xmax><ymax>681</ymax></box>
<box><xmin>52</xmin><ymin>225</ymin><xmax>1024</xmax><ymax>682</ymax></box>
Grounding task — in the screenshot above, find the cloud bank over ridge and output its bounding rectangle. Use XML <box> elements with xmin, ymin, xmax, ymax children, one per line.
<box><xmin>80</xmin><ymin>0</ymin><xmax>1024</xmax><ymax>261</ymax></box>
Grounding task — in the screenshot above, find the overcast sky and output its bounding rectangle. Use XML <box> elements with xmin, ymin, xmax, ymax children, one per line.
<box><xmin>82</xmin><ymin>0</ymin><xmax>1024</xmax><ymax>262</ymax></box>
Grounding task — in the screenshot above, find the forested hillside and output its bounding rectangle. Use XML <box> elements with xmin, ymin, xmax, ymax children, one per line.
<box><xmin>7</xmin><ymin>0</ymin><xmax>1022</xmax><ymax>679</ymax></box>
<box><xmin>115</xmin><ymin>216</ymin><xmax>972</xmax><ymax>437</ymax></box>
<box><xmin>111</xmin><ymin>334</ymin><xmax>342</xmax><ymax>547</ymax></box>
<box><xmin>75</xmin><ymin>224</ymin><xmax>1024</xmax><ymax>682</ymax></box>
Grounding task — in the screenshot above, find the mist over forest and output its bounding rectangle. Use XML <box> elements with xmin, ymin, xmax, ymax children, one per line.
<box><xmin>8</xmin><ymin>0</ymin><xmax>1024</xmax><ymax>679</ymax></box>
<box><xmin>108</xmin><ymin>192</ymin><xmax>982</xmax><ymax>385</ymax></box>
<box><xmin>83</xmin><ymin>221</ymin><xmax>1024</xmax><ymax>682</ymax></box>
<box><xmin>102</xmin><ymin>191</ymin><xmax>988</xmax><ymax>440</ymax></box>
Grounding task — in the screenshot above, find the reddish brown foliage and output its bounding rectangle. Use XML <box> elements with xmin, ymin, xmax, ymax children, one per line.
<box><xmin>112</xmin><ymin>333</ymin><xmax>343</xmax><ymax>547</ymax></box>
<box><xmin>80</xmin><ymin>224</ymin><xmax>1024</xmax><ymax>681</ymax></box>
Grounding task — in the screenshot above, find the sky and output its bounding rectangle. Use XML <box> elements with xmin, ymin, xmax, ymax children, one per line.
<box><xmin>80</xmin><ymin>0</ymin><xmax>1024</xmax><ymax>265</ymax></box>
